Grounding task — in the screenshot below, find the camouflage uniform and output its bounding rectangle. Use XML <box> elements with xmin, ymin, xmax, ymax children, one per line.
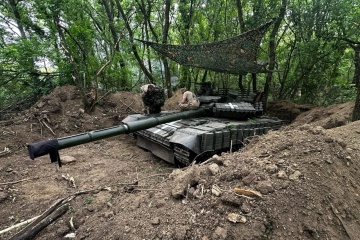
<box><xmin>141</xmin><ymin>86</ymin><xmax>165</xmax><ymax>114</ymax></box>
<box><xmin>179</xmin><ymin>89</ymin><xmax>200</xmax><ymax>111</ymax></box>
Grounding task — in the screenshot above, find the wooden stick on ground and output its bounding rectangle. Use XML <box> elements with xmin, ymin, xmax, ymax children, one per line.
<box><xmin>9</xmin><ymin>198</ymin><xmax>70</xmax><ymax>240</ymax></box>
<box><xmin>119</xmin><ymin>99</ymin><xmax>137</xmax><ymax>113</ymax></box>
<box><xmin>40</xmin><ymin>119</ymin><xmax>56</xmax><ymax>136</ymax></box>
<box><xmin>0</xmin><ymin>175</ymin><xmax>52</xmax><ymax>186</ymax></box>
<box><xmin>0</xmin><ymin>147</ymin><xmax>11</xmax><ymax>157</ymax></box>
<box><xmin>0</xmin><ymin>177</ymin><xmax>40</xmax><ymax>186</ymax></box>
<box><xmin>329</xmin><ymin>200</ymin><xmax>354</xmax><ymax>240</ymax></box>
<box><xmin>1</xmin><ymin>187</ymin><xmax>112</xmax><ymax>239</ymax></box>
<box><xmin>0</xmin><ymin>216</ymin><xmax>40</xmax><ymax>235</ymax></box>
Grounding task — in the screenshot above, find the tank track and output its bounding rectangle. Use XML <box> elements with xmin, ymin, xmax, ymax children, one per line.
<box><xmin>174</xmin><ymin>145</ymin><xmax>192</xmax><ymax>166</ymax></box>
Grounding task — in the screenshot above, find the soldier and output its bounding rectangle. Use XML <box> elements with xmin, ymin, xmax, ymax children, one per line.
<box><xmin>179</xmin><ymin>88</ymin><xmax>200</xmax><ymax>111</ymax></box>
<box><xmin>140</xmin><ymin>84</ymin><xmax>155</xmax><ymax>97</ymax></box>
<box><xmin>141</xmin><ymin>84</ymin><xmax>165</xmax><ymax>114</ymax></box>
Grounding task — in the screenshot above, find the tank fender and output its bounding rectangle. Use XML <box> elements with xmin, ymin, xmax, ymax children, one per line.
<box><xmin>170</xmin><ymin>131</ymin><xmax>201</xmax><ymax>154</ymax></box>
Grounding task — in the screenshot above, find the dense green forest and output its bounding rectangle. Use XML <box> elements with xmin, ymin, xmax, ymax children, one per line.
<box><xmin>1</xmin><ymin>0</ymin><xmax>359</xmax><ymax>119</ymax></box>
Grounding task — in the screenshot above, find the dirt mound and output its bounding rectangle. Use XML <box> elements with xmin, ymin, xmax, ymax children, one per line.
<box><xmin>163</xmin><ymin>89</ymin><xmax>184</xmax><ymax>110</ymax></box>
<box><xmin>291</xmin><ymin>101</ymin><xmax>354</xmax><ymax>128</ymax></box>
<box><xmin>0</xmin><ymin>85</ymin><xmax>359</xmax><ymax>240</ymax></box>
<box><xmin>265</xmin><ymin>100</ymin><xmax>315</xmax><ymax>122</ymax></box>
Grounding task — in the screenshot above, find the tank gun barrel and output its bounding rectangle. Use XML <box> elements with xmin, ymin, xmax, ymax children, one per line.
<box><xmin>27</xmin><ymin>108</ymin><xmax>207</xmax><ymax>166</ymax></box>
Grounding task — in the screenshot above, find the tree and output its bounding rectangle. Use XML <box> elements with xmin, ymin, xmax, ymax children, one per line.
<box><xmin>160</xmin><ymin>0</ymin><xmax>172</xmax><ymax>98</ymax></box>
<box><xmin>134</xmin><ymin>0</ymin><xmax>173</xmax><ymax>97</ymax></box>
<box><xmin>331</xmin><ymin>0</ymin><xmax>360</xmax><ymax>120</ymax></box>
<box><xmin>263</xmin><ymin>0</ymin><xmax>287</xmax><ymax>108</ymax></box>
<box><xmin>342</xmin><ymin>40</ymin><xmax>360</xmax><ymax>121</ymax></box>
<box><xmin>1</xmin><ymin>0</ymin><xmax>359</xmax><ymax>115</ymax></box>
<box><xmin>0</xmin><ymin>0</ymin><xmax>57</xmax><ymax>111</ymax></box>
<box><xmin>115</xmin><ymin>0</ymin><xmax>155</xmax><ymax>84</ymax></box>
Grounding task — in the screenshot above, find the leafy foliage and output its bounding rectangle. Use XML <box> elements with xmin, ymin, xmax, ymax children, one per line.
<box><xmin>0</xmin><ymin>0</ymin><xmax>359</xmax><ymax>116</ymax></box>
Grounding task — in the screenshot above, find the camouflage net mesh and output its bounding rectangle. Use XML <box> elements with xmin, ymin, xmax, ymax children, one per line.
<box><xmin>138</xmin><ymin>20</ymin><xmax>274</xmax><ymax>74</ymax></box>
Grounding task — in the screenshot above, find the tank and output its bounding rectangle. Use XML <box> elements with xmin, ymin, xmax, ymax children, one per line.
<box><xmin>27</xmin><ymin>84</ymin><xmax>285</xmax><ymax>167</ymax></box>
<box><xmin>122</xmin><ymin>85</ymin><xmax>285</xmax><ymax>166</ymax></box>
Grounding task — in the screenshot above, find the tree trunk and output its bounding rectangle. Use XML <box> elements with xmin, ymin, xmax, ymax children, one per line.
<box><xmin>235</xmin><ymin>0</ymin><xmax>250</xmax><ymax>91</ymax></box>
<box><xmin>8</xmin><ymin>0</ymin><xmax>26</xmax><ymax>38</ymax></box>
<box><xmin>136</xmin><ymin>0</ymin><xmax>158</xmax><ymax>74</ymax></box>
<box><xmin>252</xmin><ymin>73</ymin><xmax>257</xmax><ymax>92</ymax></box>
<box><xmin>352</xmin><ymin>45</ymin><xmax>360</xmax><ymax>121</ymax></box>
<box><xmin>162</xmin><ymin>0</ymin><xmax>172</xmax><ymax>98</ymax></box>
<box><xmin>8</xmin><ymin>0</ymin><xmax>41</xmax><ymax>97</ymax></box>
<box><xmin>235</xmin><ymin>0</ymin><xmax>245</xmax><ymax>33</ymax></box>
<box><xmin>238</xmin><ymin>75</ymin><xmax>244</xmax><ymax>90</ymax></box>
<box><xmin>101</xmin><ymin>0</ymin><xmax>119</xmax><ymax>52</ymax></box>
<box><xmin>115</xmin><ymin>0</ymin><xmax>155</xmax><ymax>83</ymax></box>
<box><xmin>53</xmin><ymin>14</ymin><xmax>96</xmax><ymax>113</ymax></box>
<box><xmin>263</xmin><ymin>0</ymin><xmax>287</xmax><ymax>110</ymax></box>
<box><xmin>179</xmin><ymin>0</ymin><xmax>195</xmax><ymax>88</ymax></box>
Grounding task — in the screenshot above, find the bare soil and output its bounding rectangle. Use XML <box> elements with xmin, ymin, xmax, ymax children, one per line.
<box><xmin>0</xmin><ymin>85</ymin><xmax>359</xmax><ymax>240</ymax></box>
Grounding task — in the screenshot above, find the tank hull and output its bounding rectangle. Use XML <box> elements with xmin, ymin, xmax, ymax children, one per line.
<box><xmin>122</xmin><ymin>111</ymin><xmax>285</xmax><ymax>166</ymax></box>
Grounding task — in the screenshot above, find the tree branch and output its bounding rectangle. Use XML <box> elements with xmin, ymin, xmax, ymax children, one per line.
<box><xmin>339</xmin><ymin>37</ymin><xmax>360</xmax><ymax>45</ymax></box>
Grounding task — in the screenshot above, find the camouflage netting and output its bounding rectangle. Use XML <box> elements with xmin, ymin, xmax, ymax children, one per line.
<box><xmin>138</xmin><ymin>20</ymin><xmax>274</xmax><ymax>74</ymax></box>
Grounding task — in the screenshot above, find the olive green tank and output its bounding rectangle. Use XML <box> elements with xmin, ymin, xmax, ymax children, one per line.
<box><xmin>27</xmin><ymin>85</ymin><xmax>285</xmax><ymax>167</ymax></box>
<box><xmin>122</xmin><ymin>85</ymin><xmax>285</xmax><ymax>166</ymax></box>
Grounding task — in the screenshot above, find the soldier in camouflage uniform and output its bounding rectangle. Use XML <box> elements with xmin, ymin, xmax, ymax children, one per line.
<box><xmin>179</xmin><ymin>88</ymin><xmax>200</xmax><ymax>111</ymax></box>
<box><xmin>141</xmin><ymin>84</ymin><xmax>165</xmax><ymax>114</ymax></box>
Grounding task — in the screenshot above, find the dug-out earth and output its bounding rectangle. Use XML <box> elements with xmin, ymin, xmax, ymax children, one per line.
<box><xmin>0</xmin><ymin>85</ymin><xmax>359</xmax><ymax>239</ymax></box>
